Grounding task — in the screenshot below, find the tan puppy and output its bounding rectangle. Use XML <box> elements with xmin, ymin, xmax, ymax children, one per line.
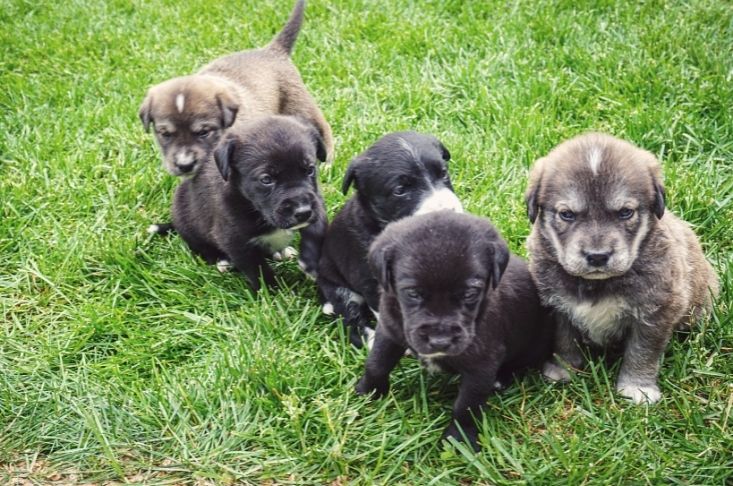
<box><xmin>525</xmin><ymin>133</ymin><xmax>719</xmax><ymax>404</ymax></box>
<box><xmin>139</xmin><ymin>0</ymin><xmax>334</xmax><ymax>177</ymax></box>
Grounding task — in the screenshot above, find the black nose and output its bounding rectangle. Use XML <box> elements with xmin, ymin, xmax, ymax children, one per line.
<box><xmin>177</xmin><ymin>162</ymin><xmax>195</xmax><ymax>173</ymax></box>
<box><xmin>294</xmin><ymin>206</ymin><xmax>312</xmax><ymax>223</ymax></box>
<box><xmin>586</xmin><ymin>252</ymin><xmax>611</xmax><ymax>267</ymax></box>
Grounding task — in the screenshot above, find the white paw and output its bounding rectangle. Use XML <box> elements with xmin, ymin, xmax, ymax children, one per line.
<box><xmin>617</xmin><ymin>383</ymin><xmax>661</xmax><ymax>404</ymax></box>
<box><xmin>216</xmin><ymin>259</ymin><xmax>233</xmax><ymax>273</ymax></box>
<box><xmin>298</xmin><ymin>260</ymin><xmax>317</xmax><ymax>280</ymax></box>
<box><xmin>543</xmin><ymin>361</ymin><xmax>572</xmax><ymax>382</ymax></box>
<box><xmin>322</xmin><ymin>302</ymin><xmax>335</xmax><ymax>315</ymax></box>
<box><xmin>147</xmin><ymin>224</ymin><xmax>160</xmax><ymax>234</ymax></box>
<box><xmin>363</xmin><ymin>327</ymin><xmax>376</xmax><ymax>350</ymax></box>
<box><xmin>281</xmin><ymin>246</ymin><xmax>298</xmax><ymax>260</ymax></box>
<box><xmin>272</xmin><ymin>251</ymin><xmax>283</xmax><ymax>261</ymax></box>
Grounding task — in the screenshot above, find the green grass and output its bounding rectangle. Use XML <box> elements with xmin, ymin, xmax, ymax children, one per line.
<box><xmin>1</xmin><ymin>0</ymin><xmax>732</xmax><ymax>483</ymax></box>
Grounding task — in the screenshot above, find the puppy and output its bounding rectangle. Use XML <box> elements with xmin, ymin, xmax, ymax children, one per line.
<box><xmin>171</xmin><ymin>115</ymin><xmax>327</xmax><ymax>288</ymax></box>
<box><xmin>525</xmin><ymin>133</ymin><xmax>719</xmax><ymax>404</ymax></box>
<box><xmin>316</xmin><ymin>132</ymin><xmax>463</xmax><ymax>347</ymax></box>
<box><xmin>139</xmin><ymin>0</ymin><xmax>334</xmax><ymax>177</ymax></box>
<box><xmin>355</xmin><ymin>211</ymin><xmax>553</xmax><ymax>450</ymax></box>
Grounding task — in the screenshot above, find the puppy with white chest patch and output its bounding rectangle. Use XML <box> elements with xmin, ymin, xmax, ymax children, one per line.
<box><xmin>316</xmin><ymin>132</ymin><xmax>463</xmax><ymax>347</ymax></box>
<box><xmin>171</xmin><ymin>115</ymin><xmax>327</xmax><ymax>289</ymax></box>
<box><xmin>139</xmin><ymin>0</ymin><xmax>334</xmax><ymax>177</ymax></box>
<box><xmin>525</xmin><ymin>133</ymin><xmax>719</xmax><ymax>404</ymax></box>
<box><xmin>356</xmin><ymin>211</ymin><xmax>553</xmax><ymax>450</ymax></box>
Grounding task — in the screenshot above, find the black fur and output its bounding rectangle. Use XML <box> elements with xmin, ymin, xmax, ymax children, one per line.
<box><xmin>170</xmin><ymin>115</ymin><xmax>327</xmax><ymax>290</ymax></box>
<box><xmin>355</xmin><ymin>212</ymin><xmax>553</xmax><ymax>450</ymax></box>
<box><xmin>316</xmin><ymin>131</ymin><xmax>460</xmax><ymax>346</ymax></box>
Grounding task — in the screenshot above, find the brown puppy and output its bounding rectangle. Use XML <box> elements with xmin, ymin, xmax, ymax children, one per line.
<box><xmin>139</xmin><ymin>0</ymin><xmax>334</xmax><ymax>177</ymax></box>
<box><xmin>525</xmin><ymin>133</ymin><xmax>719</xmax><ymax>404</ymax></box>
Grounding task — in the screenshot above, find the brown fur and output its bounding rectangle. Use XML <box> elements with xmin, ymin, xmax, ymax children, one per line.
<box><xmin>525</xmin><ymin>133</ymin><xmax>719</xmax><ymax>404</ymax></box>
<box><xmin>139</xmin><ymin>0</ymin><xmax>334</xmax><ymax>177</ymax></box>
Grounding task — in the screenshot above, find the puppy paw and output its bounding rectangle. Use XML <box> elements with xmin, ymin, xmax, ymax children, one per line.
<box><xmin>617</xmin><ymin>382</ymin><xmax>661</xmax><ymax>404</ymax></box>
<box><xmin>147</xmin><ymin>224</ymin><xmax>160</xmax><ymax>234</ymax></box>
<box><xmin>298</xmin><ymin>259</ymin><xmax>317</xmax><ymax>280</ymax></box>
<box><xmin>355</xmin><ymin>376</ymin><xmax>388</xmax><ymax>399</ymax></box>
<box><xmin>322</xmin><ymin>302</ymin><xmax>335</xmax><ymax>315</ymax></box>
<box><xmin>216</xmin><ymin>259</ymin><xmax>233</xmax><ymax>273</ymax></box>
<box><xmin>442</xmin><ymin>423</ymin><xmax>480</xmax><ymax>451</ymax></box>
<box><xmin>542</xmin><ymin>361</ymin><xmax>572</xmax><ymax>382</ymax></box>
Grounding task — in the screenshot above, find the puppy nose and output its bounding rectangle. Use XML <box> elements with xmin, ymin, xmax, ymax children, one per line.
<box><xmin>586</xmin><ymin>252</ymin><xmax>611</xmax><ymax>267</ymax></box>
<box><xmin>176</xmin><ymin>162</ymin><xmax>195</xmax><ymax>173</ymax></box>
<box><xmin>293</xmin><ymin>206</ymin><xmax>312</xmax><ymax>223</ymax></box>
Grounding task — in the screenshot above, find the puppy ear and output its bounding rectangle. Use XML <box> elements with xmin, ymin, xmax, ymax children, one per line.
<box><xmin>643</xmin><ymin>151</ymin><xmax>666</xmax><ymax>219</ymax></box>
<box><xmin>312</xmin><ymin>128</ymin><xmax>327</xmax><ymax>163</ymax></box>
<box><xmin>438</xmin><ymin>141</ymin><xmax>451</xmax><ymax>161</ymax></box>
<box><xmin>342</xmin><ymin>157</ymin><xmax>361</xmax><ymax>194</ymax></box>
<box><xmin>525</xmin><ymin>157</ymin><xmax>545</xmax><ymax>224</ymax></box>
<box><xmin>653</xmin><ymin>181</ymin><xmax>666</xmax><ymax>219</ymax></box>
<box><xmin>487</xmin><ymin>240</ymin><xmax>510</xmax><ymax>290</ymax></box>
<box><xmin>214</xmin><ymin>136</ymin><xmax>235</xmax><ymax>181</ymax></box>
<box><xmin>139</xmin><ymin>93</ymin><xmax>153</xmax><ymax>132</ymax></box>
<box><xmin>216</xmin><ymin>92</ymin><xmax>239</xmax><ymax>128</ymax></box>
<box><xmin>368</xmin><ymin>236</ymin><xmax>395</xmax><ymax>293</ymax></box>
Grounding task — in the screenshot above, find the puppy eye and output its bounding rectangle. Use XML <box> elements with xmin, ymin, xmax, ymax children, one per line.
<box><xmin>195</xmin><ymin>129</ymin><xmax>212</xmax><ymax>139</ymax></box>
<box><xmin>404</xmin><ymin>288</ymin><xmax>422</xmax><ymax>300</ymax></box>
<box><xmin>158</xmin><ymin>131</ymin><xmax>173</xmax><ymax>139</ymax></box>
<box><xmin>305</xmin><ymin>165</ymin><xmax>316</xmax><ymax>177</ymax></box>
<box><xmin>558</xmin><ymin>209</ymin><xmax>576</xmax><ymax>222</ymax></box>
<box><xmin>618</xmin><ymin>208</ymin><xmax>635</xmax><ymax>220</ymax></box>
<box><xmin>394</xmin><ymin>185</ymin><xmax>407</xmax><ymax>196</ymax></box>
<box><xmin>259</xmin><ymin>174</ymin><xmax>274</xmax><ymax>185</ymax></box>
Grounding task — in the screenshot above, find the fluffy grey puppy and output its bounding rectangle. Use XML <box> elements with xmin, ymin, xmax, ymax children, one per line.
<box><xmin>525</xmin><ymin>133</ymin><xmax>719</xmax><ymax>404</ymax></box>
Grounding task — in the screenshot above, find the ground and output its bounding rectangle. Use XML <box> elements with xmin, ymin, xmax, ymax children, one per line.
<box><xmin>1</xmin><ymin>0</ymin><xmax>731</xmax><ymax>484</ymax></box>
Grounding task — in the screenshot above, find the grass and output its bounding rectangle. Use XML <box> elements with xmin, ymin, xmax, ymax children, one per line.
<box><xmin>1</xmin><ymin>0</ymin><xmax>732</xmax><ymax>483</ymax></box>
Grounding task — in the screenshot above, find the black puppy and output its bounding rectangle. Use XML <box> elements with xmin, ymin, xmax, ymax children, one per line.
<box><xmin>355</xmin><ymin>211</ymin><xmax>553</xmax><ymax>449</ymax></box>
<box><xmin>169</xmin><ymin>115</ymin><xmax>327</xmax><ymax>290</ymax></box>
<box><xmin>317</xmin><ymin>132</ymin><xmax>462</xmax><ymax>346</ymax></box>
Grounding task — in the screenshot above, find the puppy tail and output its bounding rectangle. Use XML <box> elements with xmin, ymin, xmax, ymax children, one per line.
<box><xmin>147</xmin><ymin>222</ymin><xmax>175</xmax><ymax>236</ymax></box>
<box><xmin>267</xmin><ymin>0</ymin><xmax>305</xmax><ymax>56</ymax></box>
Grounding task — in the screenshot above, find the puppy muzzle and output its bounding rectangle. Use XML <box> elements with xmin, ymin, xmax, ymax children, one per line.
<box><xmin>407</xmin><ymin>321</ymin><xmax>472</xmax><ymax>357</ymax></box>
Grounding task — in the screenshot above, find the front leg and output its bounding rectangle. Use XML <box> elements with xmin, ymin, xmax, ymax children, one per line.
<box><xmin>616</xmin><ymin>315</ymin><xmax>672</xmax><ymax>404</ymax></box>
<box><xmin>355</xmin><ymin>329</ymin><xmax>405</xmax><ymax>399</ymax></box>
<box><xmin>298</xmin><ymin>201</ymin><xmax>327</xmax><ymax>279</ymax></box>
<box><xmin>228</xmin><ymin>245</ymin><xmax>276</xmax><ymax>292</ymax></box>
<box><xmin>443</xmin><ymin>366</ymin><xmax>500</xmax><ymax>451</ymax></box>
<box><xmin>543</xmin><ymin>312</ymin><xmax>586</xmax><ymax>382</ymax></box>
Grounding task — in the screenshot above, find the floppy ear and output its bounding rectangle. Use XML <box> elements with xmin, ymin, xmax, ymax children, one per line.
<box><xmin>525</xmin><ymin>157</ymin><xmax>545</xmax><ymax>224</ymax></box>
<box><xmin>653</xmin><ymin>181</ymin><xmax>665</xmax><ymax>219</ymax></box>
<box><xmin>214</xmin><ymin>136</ymin><xmax>235</xmax><ymax>181</ymax></box>
<box><xmin>368</xmin><ymin>236</ymin><xmax>395</xmax><ymax>293</ymax></box>
<box><xmin>438</xmin><ymin>140</ymin><xmax>451</xmax><ymax>161</ymax></box>
<box><xmin>139</xmin><ymin>93</ymin><xmax>153</xmax><ymax>132</ymax></box>
<box><xmin>216</xmin><ymin>92</ymin><xmax>239</xmax><ymax>128</ymax></box>
<box><xmin>311</xmin><ymin>127</ymin><xmax>327</xmax><ymax>163</ymax></box>
<box><xmin>342</xmin><ymin>157</ymin><xmax>362</xmax><ymax>194</ymax></box>
<box><xmin>486</xmin><ymin>239</ymin><xmax>510</xmax><ymax>290</ymax></box>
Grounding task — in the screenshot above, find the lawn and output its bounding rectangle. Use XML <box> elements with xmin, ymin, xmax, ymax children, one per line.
<box><xmin>1</xmin><ymin>0</ymin><xmax>732</xmax><ymax>483</ymax></box>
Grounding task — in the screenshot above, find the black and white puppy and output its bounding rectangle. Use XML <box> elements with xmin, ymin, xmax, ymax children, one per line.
<box><xmin>170</xmin><ymin>115</ymin><xmax>327</xmax><ymax>289</ymax></box>
<box><xmin>356</xmin><ymin>211</ymin><xmax>553</xmax><ymax>450</ymax></box>
<box><xmin>317</xmin><ymin>132</ymin><xmax>463</xmax><ymax>347</ymax></box>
